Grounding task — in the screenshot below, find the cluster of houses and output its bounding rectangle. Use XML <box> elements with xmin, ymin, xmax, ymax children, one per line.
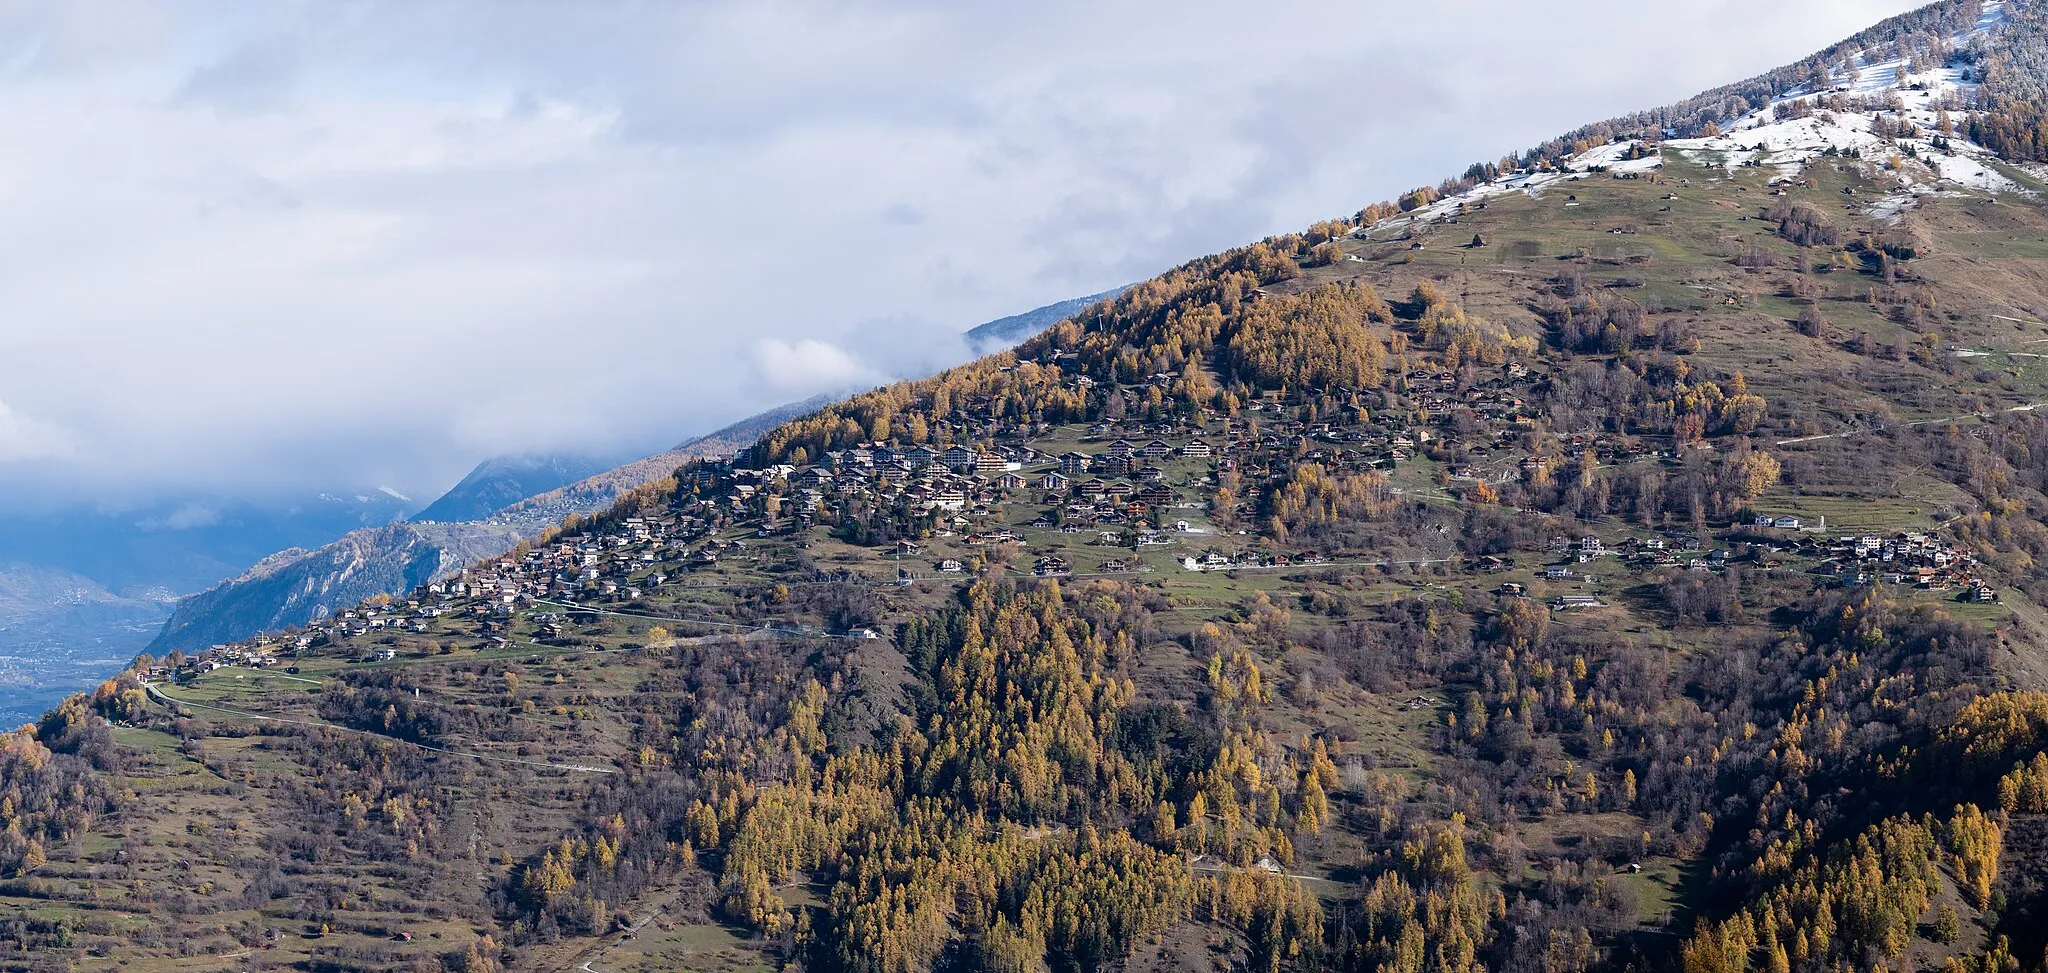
<box><xmin>1542</xmin><ymin>533</ymin><xmax>1716</xmax><ymax>573</ymax></box>
<box><xmin>1815</xmin><ymin>531</ymin><xmax>1994</xmax><ymax>600</ymax></box>
<box><xmin>1652</xmin><ymin>521</ymin><xmax>1992</xmax><ymax>599</ymax></box>
<box><xmin>1526</xmin><ymin>523</ymin><xmax>1996</xmax><ymax>607</ymax></box>
<box><xmin>140</xmin><ymin>642</ymin><xmax>282</xmax><ymax>683</ymax></box>
<box><xmin>1179</xmin><ymin>549</ymin><xmax>1331</xmax><ymax>572</ymax></box>
<box><xmin>678</xmin><ymin>357</ymin><xmax>1564</xmax><ymax>550</ymax></box>
<box><xmin>736</xmin><ymin>433</ymin><xmax>1218</xmax><ymax>532</ymax></box>
<box><xmin>412</xmin><ymin>517</ymin><xmax>717</xmax><ymax>612</ymax></box>
<box><xmin>1406</xmin><ymin>364</ymin><xmax>1537</xmax><ymax>426</ymax></box>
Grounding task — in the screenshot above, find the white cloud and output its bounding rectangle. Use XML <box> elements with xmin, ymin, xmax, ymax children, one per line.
<box><xmin>0</xmin><ymin>398</ymin><xmax>73</xmax><ymax>462</ymax></box>
<box><xmin>0</xmin><ymin>0</ymin><xmax>1923</xmax><ymax>500</ymax></box>
<box><xmin>752</xmin><ymin>339</ymin><xmax>881</xmax><ymax>394</ymax></box>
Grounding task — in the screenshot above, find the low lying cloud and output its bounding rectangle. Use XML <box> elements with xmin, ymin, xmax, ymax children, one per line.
<box><xmin>752</xmin><ymin>338</ymin><xmax>882</xmax><ymax>394</ymax></box>
<box><xmin>136</xmin><ymin>502</ymin><xmax>222</xmax><ymax>532</ymax></box>
<box><xmin>749</xmin><ymin>312</ymin><xmax>986</xmax><ymax>400</ymax></box>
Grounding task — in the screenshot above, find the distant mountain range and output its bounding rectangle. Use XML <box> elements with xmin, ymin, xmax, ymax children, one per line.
<box><xmin>141</xmin><ymin>293</ymin><xmax>1118</xmax><ymax>656</ymax></box>
<box><xmin>0</xmin><ymin>563</ymin><xmax>172</xmax><ymax>702</ymax></box>
<box><xmin>410</xmin><ymin>454</ymin><xmax>614</xmax><ymax>524</ymax></box>
<box><xmin>144</xmin><ymin>395</ymin><xmax>830</xmax><ymax>654</ymax></box>
<box><xmin>965</xmin><ymin>288</ymin><xmax>1128</xmax><ymax>352</ymax></box>
<box><xmin>0</xmin><ymin>492</ymin><xmax>416</xmax><ymax>598</ymax></box>
<box><xmin>0</xmin><ymin>491</ymin><xmax>414</xmax><ymax>725</ymax></box>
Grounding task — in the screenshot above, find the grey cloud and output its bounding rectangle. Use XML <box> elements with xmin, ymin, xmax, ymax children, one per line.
<box><xmin>880</xmin><ymin>203</ymin><xmax>924</xmax><ymax>226</ymax></box>
<box><xmin>175</xmin><ymin>43</ymin><xmax>301</xmax><ymax>113</ymax></box>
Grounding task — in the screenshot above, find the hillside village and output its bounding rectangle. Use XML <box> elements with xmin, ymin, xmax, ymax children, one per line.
<box><xmin>22</xmin><ymin>3</ymin><xmax>2048</xmax><ymax>972</ymax></box>
<box><xmin>145</xmin><ymin>351</ymin><xmax>1999</xmax><ymax>687</ymax></box>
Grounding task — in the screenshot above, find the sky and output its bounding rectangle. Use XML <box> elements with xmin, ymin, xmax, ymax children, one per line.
<box><xmin>0</xmin><ymin>0</ymin><xmax>1926</xmax><ymax>504</ymax></box>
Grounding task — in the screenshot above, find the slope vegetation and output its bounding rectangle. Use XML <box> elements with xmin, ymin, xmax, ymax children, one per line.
<box><xmin>16</xmin><ymin>3</ymin><xmax>2048</xmax><ymax>972</ymax></box>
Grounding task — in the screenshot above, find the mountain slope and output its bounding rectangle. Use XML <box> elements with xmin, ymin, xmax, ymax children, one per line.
<box><xmin>964</xmin><ymin>287</ymin><xmax>1129</xmax><ymax>351</ymax></box>
<box><xmin>410</xmin><ymin>454</ymin><xmax>612</xmax><ymax>524</ymax></box>
<box><xmin>23</xmin><ymin>4</ymin><xmax>2048</xmax><ymax>972</ymax></box>
<box><xmin>140</xmin><ymin>283</ymin><xmax>1127</xmax><ymax>658</ymax></box>
<box><xmin>143</xmin><ymin>397</ymin><xmax>822</xmax><ymax>654</ymax></box>
<box><xmin>140</xmin><ymin>523</ymin><xmax>523</xmax><ymax>653</ymax></box>
<box><xmin>482</xmin><ymin>394</ymin><xmax>834</xmax><ymax>532</ymax></box>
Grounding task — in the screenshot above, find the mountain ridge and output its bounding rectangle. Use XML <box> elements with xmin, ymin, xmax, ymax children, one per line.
<box><xmin>21</xmin><ymin>4</ymin><xmax>2048</xmax><ymax>971</ymax></box>
<box><xmin>964</xmin><ymin>287</ymin><xmax>1131</xmax><ymax>351</ymax></box>
<box><xmin>410</xmin><ymin>454</ymin><xmax>614</xmax><ymax>524</ymax></box>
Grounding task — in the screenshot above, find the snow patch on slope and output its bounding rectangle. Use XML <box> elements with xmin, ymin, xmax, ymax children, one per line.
<box><xmin>1359</xmin><ymin>0</ymin><xmax>2029</xmax><ymax>237</ymax></box>
<box><xmin>1663</xmin><ymin>0</ymin><xmax>2026</xmax><ymax>215</ymax></box>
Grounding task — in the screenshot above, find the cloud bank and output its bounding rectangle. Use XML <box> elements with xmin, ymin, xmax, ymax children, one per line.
<box><xmin>0</xmin><ymin>0</ymin><xmax>1923</xmax><ymax>500</ymax></box>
